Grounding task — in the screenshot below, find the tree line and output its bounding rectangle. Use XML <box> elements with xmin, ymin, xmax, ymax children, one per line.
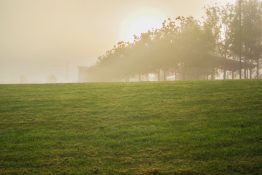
<box><xmin>83</xmin><ymin>0</ymin><xmax>262</xmax><ymax>82</ymax></box>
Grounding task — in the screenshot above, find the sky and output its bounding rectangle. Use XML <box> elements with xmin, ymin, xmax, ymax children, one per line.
<box><xmin>0</xmin><ymin>0</ymin><xmax>235</xmax><ymax>83</ymax></box>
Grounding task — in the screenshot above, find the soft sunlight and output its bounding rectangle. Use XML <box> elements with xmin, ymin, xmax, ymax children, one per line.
<box><xmin>120</xmin><ymin>8</ymin><xmax>166</xmax><ymax>42</ymax></box>
<box><xmin>1</xmin><ymin>0</ymin><xmax>261</xmax><ymax>174</ymax></box>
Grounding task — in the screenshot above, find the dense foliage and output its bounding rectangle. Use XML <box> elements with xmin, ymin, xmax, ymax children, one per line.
<box><xmin>86</xmin><ymin>0</ymin><xmax>262</xmax><ymax>81</ymax></box>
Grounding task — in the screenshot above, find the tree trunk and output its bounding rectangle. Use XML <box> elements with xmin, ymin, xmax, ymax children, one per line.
<box><xmin>138</xmin><ymin>73</ymin><xmax>142</xmax><ymax>82</ymax></box>
<box><xmin>239</xmin><ymin>66</ymin><xmax>242</xmax><ymax>79</ymax></box>
<box><xmin>257</xmin><ymin>59</ymin><xmax>260</xmax><ymax>79</ymax></box>
<box><xmin>239</xmin><ymin>68</ymin><xmax>242</xmax><ymax>80</ymax></box>
<box><xmin>211</xmin><ymin>68</ymin><xmax>215</xmax><ymax>80</ymax></box>
<box><xmin>158</xmin><ymin>70</ymin><xmax>161</xmax><ymax>81</ymax></box>
<box><xmin>239</xmin><ymin>56</ymin><xmax>242</xmax><ymax>79</ymax></box>
<box><xmin>223</xmin><ymin>55</ymin><xmax>227</xmax><ymax>80</ymax></box>
<box><xmin>223</xmin><ymin>69</ymin><xmax>226</xmax><ymax>80</ymax></box>
<box><xmin>244</xmin><ymin>67</ymin><xmax>247</xmax><ymax>79</ymax></box>
<box><xmin>163</xmin><ymin>70</ymin><xmax>166</xmax><ymax>81</ymax></box>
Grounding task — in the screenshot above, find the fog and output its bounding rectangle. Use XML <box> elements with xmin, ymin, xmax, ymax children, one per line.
<box><xmin>0</xmin><ymin>0</ymin><xmax>234</xmax><ymax>84</ymax></box>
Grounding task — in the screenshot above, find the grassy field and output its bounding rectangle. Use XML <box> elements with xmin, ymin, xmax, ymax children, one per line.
<box><xmin>0</xmin><ymin>81</ymin><xmax>261</xmax><ymax>175</ymax></box>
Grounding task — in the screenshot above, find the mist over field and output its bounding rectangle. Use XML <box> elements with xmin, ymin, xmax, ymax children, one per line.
<box><xmin>0</xmin><ymin>1</ymin><xmax>261</xmax><ymax>174</ymax></box>
<box><xmin>0</xmin><ymin>0</ymin><xmax>234</xmax><ymax>84</ymax></box>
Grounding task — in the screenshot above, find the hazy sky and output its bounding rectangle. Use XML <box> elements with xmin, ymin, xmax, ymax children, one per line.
<box><xmin>0</xmin><ymin>0</ymin><xmax>235</xmax><ymax>83</ymax></box>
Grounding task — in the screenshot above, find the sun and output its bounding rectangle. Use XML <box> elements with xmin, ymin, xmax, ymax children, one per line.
<box><xmin>120</xmin><ymin>8</ymin><xmax>166</xmax><ymax>42</ymax></box>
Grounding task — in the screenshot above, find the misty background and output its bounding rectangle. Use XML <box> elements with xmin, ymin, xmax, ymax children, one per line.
<box><xmin>0</xmin><ymin>0</ymin><xmax>233</xmax><ymax>83</ymax></box>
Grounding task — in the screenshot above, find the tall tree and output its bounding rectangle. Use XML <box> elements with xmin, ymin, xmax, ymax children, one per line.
<box><xmin>231</xmin><ymin>0</ymin><xmax>262</xmax><ymax>79</ymax></box>
<box><xmin>241</xmin><ymin>0</ymin><xmax>262</xmax><ymax>79</ymax></box>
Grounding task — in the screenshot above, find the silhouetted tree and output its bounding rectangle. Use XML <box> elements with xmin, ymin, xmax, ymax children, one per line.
<box><xmin>84</xmin><ymin>0</ymin><xmax>261</xmax><ymax>82</ymax></box>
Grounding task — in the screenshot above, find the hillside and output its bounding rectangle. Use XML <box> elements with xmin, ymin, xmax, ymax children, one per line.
<box><xmin>0</xmin><ymin>81</ymin><xmax>261</xmax><ymax>175</ymax></box>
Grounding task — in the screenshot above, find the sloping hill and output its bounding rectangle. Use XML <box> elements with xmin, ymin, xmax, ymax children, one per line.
<box><xmin>0</xmin><ymin>81</ymin><xmax>261</xmax><ymax>175</ymax></box>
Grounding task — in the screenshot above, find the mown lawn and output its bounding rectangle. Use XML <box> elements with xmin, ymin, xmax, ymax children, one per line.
<box><xmin>0</xmin><ymin>81</ymin><xmax>261</xmax><ymax>175</ymax></box>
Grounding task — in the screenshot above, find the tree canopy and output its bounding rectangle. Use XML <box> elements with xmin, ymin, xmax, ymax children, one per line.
<box><xmin>83</xmin><ymin>0</ymin><xmax>262</xmax><ymax>82</ymax></box>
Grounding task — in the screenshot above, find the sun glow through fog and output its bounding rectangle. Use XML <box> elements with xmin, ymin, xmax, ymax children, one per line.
<box><xmin>120</xmin><ymin>8</ymin><xmax>166</xmax><ymax>42</ymax></box>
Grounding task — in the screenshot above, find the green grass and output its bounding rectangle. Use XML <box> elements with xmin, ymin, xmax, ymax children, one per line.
<box><xmin>0</xmin><ymin>81</ymin><xmax>261</xmax><ymax>175</ymax></box>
